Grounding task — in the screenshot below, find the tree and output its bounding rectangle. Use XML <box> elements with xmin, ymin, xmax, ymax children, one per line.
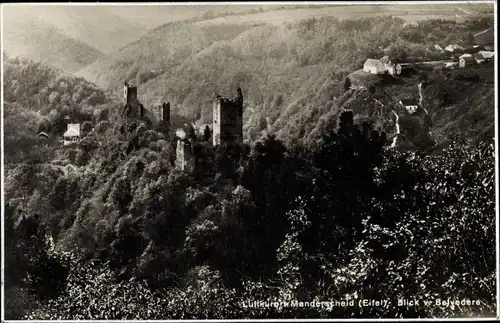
<box><xmin>187</xmin><ymin>124</ymin><xmax>197</xmax><ymax>141</ymax></box>
<box><xmin>81</xmin><ymin>121</ymin><xmax>93</xmax><ymax>136</ymax></box>
<box><xmin>202</xmin><ymin>125</ymin><xmax>212</xmax><ymax>142</ymax></box>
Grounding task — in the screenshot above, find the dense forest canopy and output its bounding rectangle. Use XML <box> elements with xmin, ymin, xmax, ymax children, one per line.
<box><xmin>3</xmin><ymin>14</ymin><xmax>496</xmax><ymax>319</ymax></box>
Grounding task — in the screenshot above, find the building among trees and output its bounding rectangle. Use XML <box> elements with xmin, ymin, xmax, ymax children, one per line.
<box><xmin>399</xmin><ymin>98</ymin><xmax>419</xmax><ymax>114</ymax></box>
<box><xmin>363</xmin><ymin>56</ymin><xmax>401</xmax><ymax>76</ymax></box>
<box><xmin>459</xmin><ymin>55</ymin><xmax>475</xmax><ymax>68</ymax></box>
<box><xmin>63</xmin><ymin>124</ymin><xmax>81</xmax><ymax>146</ymax></box>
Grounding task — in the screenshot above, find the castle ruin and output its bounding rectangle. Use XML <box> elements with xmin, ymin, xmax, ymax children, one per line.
<box><xmin>175</xmin><ymin>137</ymin><xmax>195</xmax><ymax>172</ymax></box>
<box><xmin>124</xmin><ymin>81</ymin><xmax>138</xmax><ymax>105</ymax></box>
<box><xmin>212</xmin><ymin>88</ymin><xmax>244</xmax><ymax>146</ymax></box>
<box><xmin>125</xmin><ymin>83</ymin><xmax>244</xmax><ymax>173</ymax></box>
<box><xmin>123</xmin><ymin>81</ymin><xmax>145</xmax><ymax>118</ymax></box>
<box><xmin>124</xmin><ymin>81</ymin><xmax>170</xmax><ymax>126</ymax></box>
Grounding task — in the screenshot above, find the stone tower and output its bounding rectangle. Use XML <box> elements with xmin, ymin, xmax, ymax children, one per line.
<box><xmin>212</xmin><ymin>88</ymin><xmax>243</xmax><ymax>146</ymax></box>
<box><xmin>124</xmin><ymin>81</ymin><xmax>138</xmax><ymax>105</ymax></box>
<box><xmin>175</xmin><ymin>139</ymin><xmax>195</xmax><ymax>172</ymax></box>
<box><xmin>159</xmin><ymin>102</ymin><xmax>170</xmax><ymax>124</ymax></box>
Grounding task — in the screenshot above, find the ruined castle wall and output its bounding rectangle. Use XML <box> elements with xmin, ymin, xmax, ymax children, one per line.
<box><xmin>175</xmin><ymin>139</ymin><xmax>194</xmax><ymax>172</ymax></box>
<box><xmin>125</xmin><ymin>86</ymin><xmax>138</xmax><ymax>104</ymax></box>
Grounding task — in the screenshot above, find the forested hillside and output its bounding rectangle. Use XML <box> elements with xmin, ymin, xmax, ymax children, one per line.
<box><xmin>76</xmin><ymin>16</ymin><xmax>493</xmax><ymax>146</ymax></box>
<box><xmin>4</xmin><ymin>14</ymin><xmax>496</xmax><ymax>320</ymax></box>
<box><xmin>5</xmin><ymin>103</ymin><xmax>495</xmax><ymax>319</ymax></box>
<box><xmin>3</xmin><ymin>55</ymin><xmax>112</xmax><ymax>164</ymax></box>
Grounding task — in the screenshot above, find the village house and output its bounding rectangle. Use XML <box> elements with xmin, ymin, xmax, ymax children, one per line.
<box><xmin>363</xmin><ymin>59</ymin><xmax>385</xmax><ymax>75</ymax></box>
<box><xmin>63</xmin><ymin>123</ymin><xmax>81</xmax><ymax>146</ymax></box>
<box><xmin>459</xmin><ymin>55</ymin><xmax>475</xmax><ymax>68</ymax></box>
<box><xmin>399</xmin><ymin>98</ymin><xmax>419</xmax><ymax>114</ymax></box>
<box><xmin>472</xmin><ymin>53</ymin><xmax>485</xmax><ymax>65</ymax></box>
<box><xmin>363</xmin><ymin>56</ymin><xmax>401</xmax><ymax>76</ymax></box>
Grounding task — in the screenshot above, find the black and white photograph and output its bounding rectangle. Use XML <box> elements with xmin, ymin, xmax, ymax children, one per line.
<box><xmin>1</xmin><ymin>1</ymin><xmax>498</xmax><ymax>320</ymax></box>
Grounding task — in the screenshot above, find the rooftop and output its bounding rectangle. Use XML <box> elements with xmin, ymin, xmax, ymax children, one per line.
<box><xmin>472</xmin><ymin>53</ymin><xmax>484</xmax><ymax>60</ymax></box>
<box><xmin>461</xmin><ymin>56</ymin><xmax>475</xmax><ymax>62</ymax></box>
<box><xmin>364</xmin><ymin>58</ymin><xmax>385</xmax><ymax>69</ymax></box>
<box><xmin>64</xmin><ymin>123</ymin><xmax>81</xmax><ymax>137</ymax></box>
<box><xmin>400</xmin><ymin>98</ymin><xmax>419</xmax><ymax>106</ymax></box>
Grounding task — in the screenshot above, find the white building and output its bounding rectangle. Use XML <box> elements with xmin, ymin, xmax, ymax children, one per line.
<box><xmin>363</xmin><ymin>56</ymin><xmax>401</xmax><ymax>76</ymax></box>
<box><xmin>444</xmin><ymin>44</ymin><xmax>465</xmax><ymax>52</ymax></box>
<box><xmin>400</xmin><ymin>99</ymin><xmax>419</xmax><ymax>114</ymax></box>
<box><xmin>63</xmin><ymin>123</ymin><xmax>81</xmax><ymax>146</ymax></box>
<box><xmin>459</xmin><ymin>56</ymin><xmax>475</xmax><ymax>68</ymax></box>
<box><xmin>478</xmin><ymin>50</ymin><xmax>494</xmax><ymax>60</ymax></box>
<box><xmin>363</xmin><ymin>58</ymin><xmax>386</xmax><ymax>74</ymax></box>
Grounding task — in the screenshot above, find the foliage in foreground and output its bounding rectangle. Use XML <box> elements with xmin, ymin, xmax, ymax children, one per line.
<box><xmin>6</xmin><ymin>110</ymin><xmax>495</xmax><ymax>319</ymax></box>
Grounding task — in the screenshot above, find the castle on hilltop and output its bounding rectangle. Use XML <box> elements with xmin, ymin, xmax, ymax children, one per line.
<box><xmin>123</xmin><ymin>81</ymin><xmax>170</xmax><ymax>125</ymax></box>
<box><xmin>123</xmin><ymin>81</ymin><xmax>244</xmax><ymax>173</ymax></box>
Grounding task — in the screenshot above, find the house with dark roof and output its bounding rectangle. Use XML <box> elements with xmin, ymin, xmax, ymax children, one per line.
<box><xmin>472</xmin><ymin>53</ymin><xmax>485</xmax><ymax>64</ymax></box>
<box><xmin>399</xmin><ymin>98</ymin><xmax>419</xmax><ymax>114</ymax></box>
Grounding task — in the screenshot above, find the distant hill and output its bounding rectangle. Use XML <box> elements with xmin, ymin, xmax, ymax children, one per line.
<box><xmin>74</xmin><ymin>22</ymin><xmax>257</xmax><ymax>90</ymax></box>
<box><xmin>3</xmin><ymin>18</ymin><xmax>106</xmax><ymax>73</ymax></box>
<box><xmin>2</xmin><ymin>6</ymin><xmax>150</xmax><ymax>55</ymax></box>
